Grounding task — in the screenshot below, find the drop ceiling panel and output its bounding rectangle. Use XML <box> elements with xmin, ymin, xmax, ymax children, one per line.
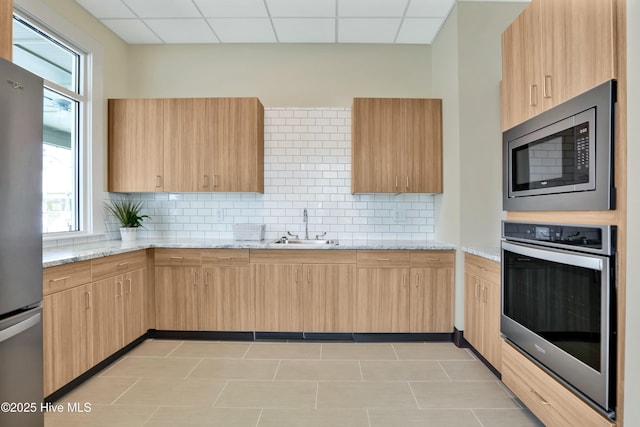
<box><xmin>75</xmin><ymin>0</ymin><xmax>135</xmax><ymax>19</ymax></box>
<box><xmin>145</xmin><ymin>19</ymin><xmax>219</xmax><ymax>43</ymax></box>
<box><xmin>194</xmin><ymin>0</ymin><xmax>269</xmax><ymax>18</ymax></box>
<box><xmin>338</xmin><ymin>0</ymin><xmax>408</xmax><ymax>17</ymax></box>
<box><xmin>338</xmin><ymin>18</ymin><xmax>402</xmax><ymax>43</ymax></box>
<box><xmin>406</xmin><ymin>0</ymin><xmax>455</xmax><ymax>17</ymax></box>
<box><xmin>273</xmin><ymin>18</ymin><xmax>335</xmax><ymax>43</ymax></box>
<box><xmin>396</xmin><ymin>18</ymin><xmax>442</xmax><ymax>43</ymax></box>
<box><xmin>122</xmin><ymin>0</ymin><xmax>202</xmax><ymax>18</ymax></box>
<box><xmin>101</xmin><ymin>19</ymin><xmax>162</xmax><ymax>44</ymax></box>
<box><xmin>266</xmin><ymin>0</ymin><xmax>336</xmax><ymax>17</ymax></box>
<box><xmin>75</xmin><ymin>0</ymin><xmax>472</xmax><ymax>44</ymax></box>
<box><xmin>208</xmin><ymin>18</ymin><xmax>277</xmax><ymax>43</ymax></box>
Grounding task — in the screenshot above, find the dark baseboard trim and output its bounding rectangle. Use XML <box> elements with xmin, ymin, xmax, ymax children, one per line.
<box><xmin>45</xmin><ymin>328</ymin><xmax>459</xmax><ymax>402</ymax></box>
<box><xmin>466</xmin><ymin>343</ymin><xmax>501</xmax><ymax>379</ymax></box>
<box><xmin>148</xmin><ymin>329</ymin><xmax>255</xmax><ymax>341</ymax></box>
<box><xmin>453</xmin><ymin>327</ymin><xmax>471</xmax><ymax>348</ymax></box>
<box><xmin>44</xmin><ymin>334</ymin><xmax>148</xmax><ymax>403</ymax></box>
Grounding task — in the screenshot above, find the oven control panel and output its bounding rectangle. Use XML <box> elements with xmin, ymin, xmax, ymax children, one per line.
<box><xmin>502</xmin><ymin>221</ymin><xmax>615</xmax><ymax>256</ymax></box>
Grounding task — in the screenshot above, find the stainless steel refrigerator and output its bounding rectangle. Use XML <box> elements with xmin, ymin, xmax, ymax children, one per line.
<box><xmin>0</xmin><ymin>57</ymin><xmax>44</xmax><ymax>427</ymax></box>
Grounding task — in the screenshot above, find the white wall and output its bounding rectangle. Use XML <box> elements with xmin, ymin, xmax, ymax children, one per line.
<box><xmin>123</xmin><ymin>43</ymin><xmax>432</xmax><ymax>107</ymax></box>
<box><xmin>624</xmin><ymin>0</ymin><xmax>639</xmax><ymax>422</ymax></box>
<box><xmin>432</xmin><ymin>2</ymin><xmax>527</xmax><ymax>329</ymax></box>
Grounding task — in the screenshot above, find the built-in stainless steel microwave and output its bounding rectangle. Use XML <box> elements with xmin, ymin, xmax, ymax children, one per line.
<box><xmin>503</xmin><ymin>80</ymin><xmax>616</xmax><ymax>211</ymax></box>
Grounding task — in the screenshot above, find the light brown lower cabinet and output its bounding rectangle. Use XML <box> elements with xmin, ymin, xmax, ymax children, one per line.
<box><xmin>43</xmin><ymin>283</ymin><xmax>93</xmax><ymax>396</ymax></box>
<box><xmin>201</xmin><ymin>265</ymin><xmax>253</xmax><ymax>331</ymax></box>
<box><xmin>464</xmin><ymin>253</ymin><xmax>501</xmax><ymax>371</ymax></box>
<box><xmin>303</xmin><ymin>263</ymin><xmax>356</xmax><ymax>332</ymax></box>
<box><xmin>154</xmin><ymin>266</ymin><xmax>200</xmax><ymax>330</ymax></box>
<box><xmin>154</xmin><ymin>249</ymin><xmax>253</xmax><ymax>331</ymax></box>
<box><xmin>355</xmin><ymin>250</ymin><xmax>455</xmax><ymax>333</ymax></box>
<box><xmin>251</xmin><ymin>250</ymin><xmax>357</xmax><ymax>333</ymax></box>
<box><xmin>253</xmin><ymin>263</ymin><xmax>303</xmax><ymax>331</ymax></box>
<box><xmin>43</xmin><ymin>253</ymin><xmax>149</xmax><ymax>397</ymax></box>
<box><xmin>502</xmin><ymin>340</ymin><xmax>615</xmax><ymax>427</ymax></box>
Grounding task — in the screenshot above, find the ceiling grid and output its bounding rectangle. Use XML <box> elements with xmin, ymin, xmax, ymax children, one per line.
<box><xmin>74</xmin><ymin>0</ymin><xmax>464</xmax><ymax>44</ymax></box>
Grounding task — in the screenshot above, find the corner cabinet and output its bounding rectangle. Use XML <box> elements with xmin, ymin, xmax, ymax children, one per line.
<box><xmin>109</xmin><ymin>97</ymin><xmax>264</xmax><ymax>193</ymax></box>
<box><xmin>464</xmin><ymin>253</ymin><xmax>501</xmax><ymax>371</ymax></box>
<box><xmin>501</xmin><ymin>0</ymin><xmax>616</xmax><ymax>131</ymax></box>
<box><xmin>43</xmin><ymin>251</ymin><xmax>150</xmax><ymax>397</ymax></box>
<box><xmin>351</xmin><ymin>98</ymin><xmax>443</xmax><ymax>194</ymax></box>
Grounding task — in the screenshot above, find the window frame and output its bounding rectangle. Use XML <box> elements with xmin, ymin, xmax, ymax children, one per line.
<box><xmin>12</xmin><ymin>11</ymin><xmax>90</xmax><ymax>237</ymax></box>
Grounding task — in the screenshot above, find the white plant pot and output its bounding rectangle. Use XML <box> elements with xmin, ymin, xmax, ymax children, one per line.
<box><xmin>119</xmin><ymin>227</ymin><xmax>137</xmax><ymax>242</ymax></box>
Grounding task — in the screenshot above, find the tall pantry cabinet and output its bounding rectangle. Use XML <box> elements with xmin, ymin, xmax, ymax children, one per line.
<box><xmin>501</xmin><ymin>0</ymin><xmax>616</xmax><ymax>131</ymax></box>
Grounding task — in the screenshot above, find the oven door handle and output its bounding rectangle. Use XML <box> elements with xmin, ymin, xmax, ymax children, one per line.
<box><xmin>502</xmin><ymin>241</ymin><xmax>605</xmax><ymax>271</ymax></box>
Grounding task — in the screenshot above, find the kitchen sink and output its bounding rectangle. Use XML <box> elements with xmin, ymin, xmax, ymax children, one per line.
<box><xmin>272</xmin><ymin>238</ymin><xmax>338</xmax><ymax>246</ymax></box>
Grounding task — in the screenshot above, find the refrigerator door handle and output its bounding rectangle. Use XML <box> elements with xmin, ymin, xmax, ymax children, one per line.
<box><xmin>0</xmin><ymin>313</ymin><xmax>41</xmax><ymax>344</ymax></box>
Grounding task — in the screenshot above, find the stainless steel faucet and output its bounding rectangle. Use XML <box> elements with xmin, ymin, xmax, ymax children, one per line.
<box><xmin>303</xmin><ymin>208</ymin><xmax>309</xmax><ymax>239</ymax></box>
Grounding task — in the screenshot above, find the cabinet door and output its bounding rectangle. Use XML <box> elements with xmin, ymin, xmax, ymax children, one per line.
<box><xmin>163</xmin><ymin>98</ymin><xmax>211</xmax><ymax>192</ymax></box>
<box><xmin>501</xmin><ymin>1</ymin><xmax>542</xmax><ymax>130</ymax></box>
<box><xmin>123</xmin><ymin>268</ymin><xmax>146</xmax><ymax>344</ymax></box>
<box><xmin>483</xmin><ymin>279</ymin><xmax>502</xmax><ymax>371</ymax></box>
<box><xmin>210</xmin><ymin>98</ymin><xmax>264</xmax><ymax>192</ymax></box>
<box><xmin>540</xmin><ymin>0</ymin><xmax>616</xmax><ymax>111</ymax></box>
<box><xmin>351</xmin><ymin>98</ymin><xmax>401</xmax><ymax>193</ymax></box>
<box><xmin>410</xmin><ymin>267</ymin><xmax>454</xmax><ymax>332</ymax></box>
<box><xmin>155</xmin><ymin>266</ymin><xmax>200</xmax><ymax>330</ymax></box>
<box><xmin>303</xmin><ymin>264</ymin><xmax>356</xmax><ymax>332</ymax></box>
<box><xmin>91</xmin><ymin>277</ymin><xmax>124</xmax><ymax>365</ymax></box>
<box><xmin>402</xmin><ymin>99</ymin><xmax>443</xmax><ymax>193</ymax></box>
<box><xmin>464</xmin><ymin>272</ymin><xmax>484</xmax><ymax>351</ymax></box>
<box><xmin>43</xmin><ymin>284</ymin><xmax>92</xmax><ymax>396</ymax></box>
<box><xmin>253</xmin><ymin>263</ymin><xmax>303</xmax><ymax>331</ymax></box>
<box><xmin>201</xmin><ymin>266</ymin><xmax>253</xmax><ymax>331</ymax></box>
<box><xmin>108</xmin><ymin>99</ymin><xmax>164</xmax><ymax>191</ymax></box>
<box><xmin>355</xmin><ymin>268</ymin><xmax>410</xmax><ymax>332</ymax></box>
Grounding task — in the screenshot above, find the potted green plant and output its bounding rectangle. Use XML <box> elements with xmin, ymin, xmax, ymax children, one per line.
<box><xmin>104</xmin><ymin>199</ymin><xmax>150</xmax><ymax>242</ymax></box>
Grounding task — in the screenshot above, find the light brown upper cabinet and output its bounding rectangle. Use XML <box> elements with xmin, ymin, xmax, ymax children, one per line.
<box><xmin>109</xmin><ymin>97</ymin><xmax>264</xmax><ymax>193</ymax></box>
<box><xmin>501</xmin><ymin>0</ymin><xmax>616</xmax><ymax>131</ymax></box>
<box><xmin>108</xmin><ymin>99</ymin><xmax>164</xmax><ymax>192</ymax></box>
<box><xmin>351</xmin><ymin>98</ymin><xmax>443</xmax><ymax>194</ymax></box>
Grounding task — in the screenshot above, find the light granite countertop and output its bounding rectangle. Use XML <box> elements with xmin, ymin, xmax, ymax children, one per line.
<box><xmin>462</xmin><ymin>246</ymin><xmax>501</xmax><ymax>263</ymax></box>
<box><xmin>43</xmin><ymin>238</ymin><xmax>457</xmax><ymax>268</ymax></box>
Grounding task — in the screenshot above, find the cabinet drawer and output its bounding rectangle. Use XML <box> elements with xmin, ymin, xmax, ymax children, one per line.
<box><xmin>91</xmin><ymin>250</ymin><xmax>147</xmax><ymax>281</ymax></box>
<box><xmin>43</xmin><ymin>261</ymin><xmax>92</xmax><ymax>295</ymax></box>
<box><xmin>501</xmin><ymin>341</ymin><xmax>614</xmax><ymax>427</ymax></box>
<box><xmin>250</xmin><ymin>250</ymin><xmax>356</xmax><ymax>265</ymax></box>
<box><xmin>201</xmin><ymin>249</ymin><xmax>249</xmax><ymax>267</ymax></box>
<box><xmin>465</xmin><ymin>253</ymin><xmax>499</xmax><ymax>281</ymax></box>
<box><xmin>154</xmin><ymin>249</ymin><xmax>202</xmax><ymax>266</ymax></box>
<box><xmin>357</xmin><ymin>251</ymin><xmax>411</xmax><ymax>268</ymax></box>
<box><xmin>410</xmin><ymin>251</ymin><xmax>454</xmax><ymax>268</ymax></box>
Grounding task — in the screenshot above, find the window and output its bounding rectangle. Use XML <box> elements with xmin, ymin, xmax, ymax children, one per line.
<box><xmin>12</xmin><ymin>14</ymin><xmax>85</xmax><ymax>234</ymax></box>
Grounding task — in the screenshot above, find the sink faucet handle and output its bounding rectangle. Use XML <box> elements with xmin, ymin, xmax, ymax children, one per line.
<box><xmin>315</xmin><ymin>232</ymin><xmax>327</xmax><ymax>240</ymax></box>
<box><xmin>287</xmin><ymin>231</ymin><xmax>299</xmax><ymax>239</ymax></box>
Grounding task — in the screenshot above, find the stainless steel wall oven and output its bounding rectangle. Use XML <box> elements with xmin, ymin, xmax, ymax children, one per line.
<box><xmin>501</xmin><ymin>221</ymin><xmax>616</xmax><ymax>418</ymax></box>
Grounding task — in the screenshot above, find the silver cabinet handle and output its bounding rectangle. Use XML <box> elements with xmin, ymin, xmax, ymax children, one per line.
<box><xmin>529</xmin><ymin>84</ymin><xmax>538</xmax><ymax>106</ymax></box>
<box><xmin>0</xmin><ymin>313</ymin><xmax>41</xmax><ymax>343</ymax></box>
<box><xmin>543</xmin><ymin>75</ymin><xmax>552</xmax><ymax>99</ymax></box>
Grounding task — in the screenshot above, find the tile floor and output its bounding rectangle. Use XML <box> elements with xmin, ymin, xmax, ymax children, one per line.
<box><xmin>45</xmin><ymin>340</ymin><xmax>544</xmax><ymax>427</ymax></box>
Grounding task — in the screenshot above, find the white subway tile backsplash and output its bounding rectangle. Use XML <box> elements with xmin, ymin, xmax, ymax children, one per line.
<box><xmin>95</xmin><ymin>107</ymin><xmax>436</xmax><ymax>242</ymax></box>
